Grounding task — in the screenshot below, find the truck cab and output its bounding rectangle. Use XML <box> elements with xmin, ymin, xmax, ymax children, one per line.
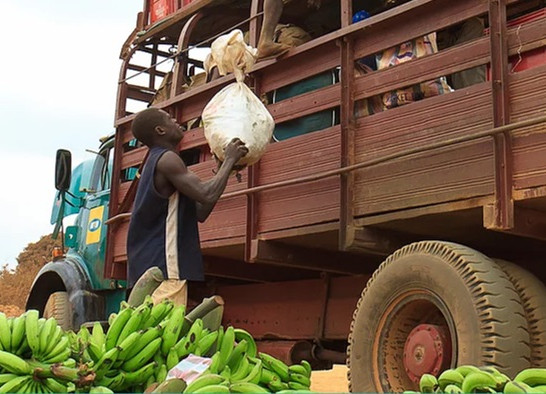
<box><xmin>26</xmin><ymin>136</ymin><xmax>126</xmax><ymax>330</ymax></box>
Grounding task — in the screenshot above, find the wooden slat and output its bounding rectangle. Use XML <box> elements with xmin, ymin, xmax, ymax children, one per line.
<box><xmin>121</xmin><ymin>147</ymin><xmax>147</xmax><ymax>171</ymax></box>
<box><xmin>355</xmin><ymin>83</ymin><xmax>493</xmax><ymax>160</ymax></box>
<box><xmin>118</xmin><ymin>182</ymin><xmax>131</xmax><ymax>205</ymax></box>
<box><xmin>354</xmin><ymin>83</ymin><xmax>495</xmax><ymax>216</ymax></box>
<box><xmin>511</xmin><ymin>65</ymin><xmax>546</xmax><ymax>190</ymax></box>
<box><xmin>267</xmin><ymin>84</ymin><xmax>340</xmax><ymax>124</ymax></box>
<box><xmin>127</xmin><ymin>84</ymin><xmax>155</xmax><ymax>102</ymax></box>
<box><xmin>258</xmin><ymin>127</ymin><xmax>341</xmax><ymax>232</ymax></box>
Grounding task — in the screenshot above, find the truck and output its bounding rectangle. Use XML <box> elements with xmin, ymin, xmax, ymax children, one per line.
<box><xmin>26</xmin><ymin>0</ymin><xmax>546</xmax><ymax>391</ymax></box>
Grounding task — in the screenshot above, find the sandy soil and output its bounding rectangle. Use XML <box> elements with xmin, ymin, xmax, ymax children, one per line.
<box><xmin>311</xmin><ymin>365</ymin><xmax>349</xmax><ymax>393</ymax></box>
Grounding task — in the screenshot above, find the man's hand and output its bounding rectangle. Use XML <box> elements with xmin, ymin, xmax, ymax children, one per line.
<box><xmin>224</xmin><ymin>138</ymin><xmax>249</xmax><ymax>166</ymax></box>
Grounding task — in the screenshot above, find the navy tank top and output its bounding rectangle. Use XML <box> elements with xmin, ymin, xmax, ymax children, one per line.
<box><xmin>127</xmin><ymin>146</ymin><xmax>203</xmax><ymax>287</ymax></box>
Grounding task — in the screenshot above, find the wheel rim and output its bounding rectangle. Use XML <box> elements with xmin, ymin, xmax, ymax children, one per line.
<box><xmin>371</xmin><ymin>289</ymin><xmax>457</xmax><ymax>392</ymax></box>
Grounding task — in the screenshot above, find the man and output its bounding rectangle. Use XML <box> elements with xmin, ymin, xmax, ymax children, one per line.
<box><xmin>127</xmin><ymin>108</ymin><xmax>248</xmax><ymax>305</ymax></box>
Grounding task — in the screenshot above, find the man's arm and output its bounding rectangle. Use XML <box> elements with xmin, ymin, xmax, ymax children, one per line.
<box><xmin>157</xmin><ymin>139</ymin><xmax>248</xmax><ymax>222</ymax></box>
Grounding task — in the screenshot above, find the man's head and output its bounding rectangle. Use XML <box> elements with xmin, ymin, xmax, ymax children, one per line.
<box><xmin>132</xmin><ymin>108</ymin><xmax>183</xmax><ymax>148</ymax></box>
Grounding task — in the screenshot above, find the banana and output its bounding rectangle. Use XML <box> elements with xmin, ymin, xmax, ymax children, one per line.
<box><xmin>117</xmin><ymin>331</ymin><xmax>142</xmax><ymax>361</ymax></box>
<box><xmin>260</xmin><ymin>352</ymin><xmax>290</xmax><ymax>382</ymax></box>
<box><xmin>167</xmin><ymin>347</ymin><xmax>179</xmax><ymax>370</ymax></box>
<box><xmin>156</xmin><ymin>364</ymin><xmax>168</xmax><ymax>384</ymax></box>
<box><xmin>288</xmin><ymin>381</ymin><xmax>310</xmax><ymax>391</ymax></box>
<box><xmin>461</xmin><ymin>371</ymin><xmax>498</xmax><ymax>393</ymax></box>
<box><xmin>0</xmin><ymin>375</ymin><xmax>31</xmax><ymax>393</ymax></box>
<box><xmin>43</xmin><ymin>346</ymin><xmax>71</xmax><ymax>364</ymax></box>
<box><xmin>24</xmin><ymin>309</ymin><xmax>40</xmax><ymax>354</ymax></box>
<box><xmin>195</xmin><ymin>330</ymin><xmax>219</xmax><ymax>357</ymax></box>
<box><xmin>218</xmin><ymin>326</ymin><xmax>235</xmax><ymax>371</ymax></box>
<box><xmin>438</xmin><ymin>369</ymin><xmax>465</xmax><ymax>390</ymax></box>
<box><xmin>212</xmin><ymin>326</ymin><xmax>224</xmax><ymax>355</ymax></box>
<box><xmin>289</xmin><ymin>365</ymin><xmax>308</xmax><ymax>376</ymax></box>
<box><xmin>230</xmin><ymin>382</ymin><xmax>269</xmax><ymax>393</ymax></box>
<box><xmin>90</xmin><ymin>386</ymin><xmax>114</xmax><ymax>393</ymax></box>
<box><xmin>124</xmin><ymin>361</ymin><xmax>157</xmax><ymax>386</ymax></box>
<box><xmin>160</xmin><ymin>305</ymin><xmax>186</xmax><ymax>356</ymax></box>
<box><xmin>43</xmin><ymin>378</ymin><xmax>68</xmax><ymax>393</ymax></box>
<box><xmin>42</xmin><ymin>335</ymin><xmax>69</xmax><ymax>362</ymax></box>
<box><xmin>88</xmin><ymin>338</ymin><xmax>105</xmax><ymax>363</ymax></box>
<box><xmin>153</xmin><ymin>378</ymin><xmax>187</xmax><ymax>393</ymax></box>
<box><xmin>99</xmin><ymin>373</ymin><xmax>126</xmax><ymax>392</ymax></box>
<box><xmin>209</xmin><ymin>352</ymin><xmax>222</xmax><ymax>374</ymax></box>
<box><xmin>220</xmin><ymin>365</ymin><xmax>232</xmax><ymax>380</ymax></box>
<box><xmin>239</xmin><ymin>359</ymin><xmax>262</xmax><ymax>384</ymax></box>
<box><xmin>0</xmin><ymin>350</ymin><xmax>32</xmax><ymax>374</ymax></box>
<box><xmin>234</xmin><ymin>329</ymin><xmax>257</xmax><ymax>358</ymax></box>
<box><xmin>289</xmin><ymin>372</ymin><xmax>311</xmax><ymax>387</ymax></box>
<box><xmin>184</xmin><ymin>373</ymin><xmax>226</xmax><ymax>393</ymax></box>
<box><xmin>143</xmin><ymin>300</ymin><xmax>167</xmax><ymax>329</ymax></box>
<box><xmin>125</xmin><ymin>326</ymin><xmax>162</xmax><ymax>360</ymax></box>
<box><xmin>481</xmin><ymin>366</ymin><xmax>510</xmax><ymax>386</ymax></box>
<box><xmin>92</xmin><ymin>322</ymin><xmax>106</xmax><ymax>349</ymax></box>
<box><xmin>122</xmin><ymin>337</ymin><xmax>162</xmax><ymax>372</ymax></box>
<box><xmin>261</xmin><ymin>368</ymin><xmax>281</xmax><ymax>385</ymax></box>
<box><xmin>9</xmin><ymin>315</ymin><xmax>25</xmax><ymax>353</ymax></box>
<box><xmin>0</xmin><ymin>374</ymin><xmax>18</xmax><ymax>385</ymax></box>
<box><xmin>104</xmin><ymin>307</ymin><xmax>133</xmax><ymax>351</ymax></box>
<box><xmin>419</xmin><ymin>373</ymin><xmax>439</xmax><ymax>393</ymax></box>
<box><xmin>193</xmin><ymin>384</ymin><xmax>231</xmax><ymax>393</ymax></box>
<box><xmin>63</xmin><ymin>358</ymin><xmax>77</xmax><ymax>368</ymax></box>
<box><xmin>534</xmin><ymin>385</ymin><xmax>546</xmax><ymax>392</ymax></box>
<box><xmin>108</xmin><ymin>313</ymin><xmax>117</xmax><ymax>326</ymax></box>
<box><xmin>515</xmin><ymin>368</ymin><xmax>546</xmax><ymax>387</ymax></box>
<box><xmin>0</xmin><ymin>314</ymin><xmax>11</xmax><ymax>352</ymax></box>
<box><xmin>116</xmin><ymin>308</ymin><xmax>146</xmax><ymax>347</ymax></box>
<box><xmin>175</xmin><ymin>319</ymin><xmax>203</xmax><ymax>358</ymax></box>
<box><xmin>455</xmin><ymin>365</ymin><xmax>481</xmax><ymax>377</ymax></box>
<box><xmin>444</xmin><ymin>384</ymin><xmax>463</xmax><ymax>393</ymax></box>
<box><xmin>93</xmin><ymin>346</ymin><xmax>120</xmax><ymax>380</ymax></box>
<box><xmin>231</xmin><ymin>355</ymin><xmax>251</xmax><ymax>381</ymax></box>
<box><xmin>227</xmin><ymin>340</ymin><xmax>248</xmax><ymax>370</ymax></box>
<box><xmin>301</xmin><ymin>360</ymin><xmax>312</xmax><ymax>377</ymax></box>
<box><xmin>504</xmin><ymin>381</ymin><xmax>533</xmax><ymax>393</ymax></box>
<box><xmin>38</xmin><ymin>317</ymin><xmax>57</xmax><ymax>357</ymax></box>
<box><xmin>45</xmin><ymin>326</ymin><xmax>64</xmax><ymax>356</ymax></box>
<box><xmin>15</xmin><ymin>336</ymin><xmax>29</xmax><ymax>357</ymax></box>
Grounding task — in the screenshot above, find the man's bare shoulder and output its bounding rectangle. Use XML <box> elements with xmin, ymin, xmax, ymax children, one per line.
<box><xmin>156</xmin><ymin>150</ymin><xmax>187</xmax><ymax>173</ymax></box>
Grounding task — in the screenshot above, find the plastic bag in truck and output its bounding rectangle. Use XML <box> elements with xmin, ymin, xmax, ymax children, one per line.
<box><xmin>202</xmin><ymin>30</ymin><xmax>274</xmax><ymax>167</ymax></box>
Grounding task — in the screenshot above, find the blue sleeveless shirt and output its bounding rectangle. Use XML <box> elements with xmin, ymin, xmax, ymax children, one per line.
<box><xmin>127</xmin><ymin>146</ymin><xmax>203</xmax><ymax>287</ymax></box>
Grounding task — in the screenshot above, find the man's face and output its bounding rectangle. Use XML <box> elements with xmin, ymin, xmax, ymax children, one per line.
<box><xmin>158</xmin><ymin>110</ymin><xmax>184</xmax><ymax>143</ymax></box>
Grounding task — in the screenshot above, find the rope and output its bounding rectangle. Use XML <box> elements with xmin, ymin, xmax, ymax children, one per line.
<box><xmin>121</xmin><ymin>11</ymin><xmax>265</xmax><ymax>84</ymax></box>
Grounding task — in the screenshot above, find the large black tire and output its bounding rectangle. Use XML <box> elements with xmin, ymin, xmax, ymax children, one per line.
<box><xmin>44</xmin><ymin>291</ymin><xmax>71</xmax><ymax>331</ymax></box>
<box><xmin>347</xmin><ymin>241</ymin><xmax>530</xmax><ymax>393</ymax></box>
<box><xmin>496</xmin><ymin>260</ymin><xmax>546</xmax><ymax>367</ymax></box>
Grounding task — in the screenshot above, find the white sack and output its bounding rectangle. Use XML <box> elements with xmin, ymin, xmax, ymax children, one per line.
<box><xmin>204</xmin><ymin>29</ymin><xmax>257</xmax><ymax>82</ymax></box>
<box><xmin>202</xmin><ymin>82</ymin><xmax>274</xmax><ymax>166</ymax></box>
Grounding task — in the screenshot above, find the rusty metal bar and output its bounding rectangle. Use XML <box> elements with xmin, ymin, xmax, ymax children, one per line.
<box><xmin>222</xmin><ymin>114</ymin><xmax>546</xmax><ymax>199</ymax></box>
<box><xmin>489</xmin><ymin>0</ymin><xmax>514</xmax><ymax>230</ymax></box>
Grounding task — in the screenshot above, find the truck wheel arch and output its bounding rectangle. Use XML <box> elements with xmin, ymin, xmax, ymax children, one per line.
<box><xmin>25</xmin><ymin>259</ymin><xmax>104</xmax><ymax>330</ymax></box>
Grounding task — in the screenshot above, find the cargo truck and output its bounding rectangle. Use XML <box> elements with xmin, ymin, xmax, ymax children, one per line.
<box><xmin>27</xmin><ymin>0</ymin><xmax>546</xmax><ymax>391</ymax></box>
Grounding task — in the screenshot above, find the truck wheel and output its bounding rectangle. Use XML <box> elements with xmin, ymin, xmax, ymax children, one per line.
<box><xmin>44</xmin><ymin>291</ymin><xmax>71</xmax><ymax>331</ymax></box>
<box><xmin>347</xmin><ymin>241</ymin><xmax>530</xmax><ymax>393</ymax></box>
<box><xmin>496</xmin><ymin>259</ymin><xmax>546</xmax><ymax>367</ymax></box>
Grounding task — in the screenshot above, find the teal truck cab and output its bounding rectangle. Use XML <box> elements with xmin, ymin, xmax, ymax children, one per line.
<box><xmin>25</xmin><ymin>136</ymin><xmax>126</xmax><ymax>330</ymax></box>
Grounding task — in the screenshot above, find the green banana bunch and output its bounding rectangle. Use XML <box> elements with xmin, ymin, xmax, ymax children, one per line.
<box><xmin>195</xmin><ymin>330</ymin><xmax>219</xmax><ymax>357</ymax></box>
<box><xmin>218</xmin><ymin>326</ymin><xmax>235</xmax><ymax>372</ymax></box>
<box><xmin>238</xmin><ymin>359</ymin><xmax>262</xmax><ymax>384</ymax></box>
<box><xmin>122</xmin><ymin>336</ymin><xmax>162</xmax><ymax>372</ymax></box>
<box><xmin>125</xmin><ymin>326</ymin><xmax>162</xmax><ymax>361</ymax></box>
<box><xmin>227</xmin><ymin>339</ymin><xmax>248</xmax><ymax>370</ymax></box>
<box><xmin>143</xmin><ymin>299</ymin><xmax>174</xmax><ymax>329</ymax></box>
<box><xmin>105</xmin><ymin>307</ymin><xmax>133</xmax><ymax>351</ymax></box>
<box><xmin>260</xmin><ymin>352</ymin><xmax>290</xmax><ymax>382</ymax></box>
<box><xmin>231</xmin><ymin>355</ymin><xmax>251</xmax><ymax>381</ymax></box>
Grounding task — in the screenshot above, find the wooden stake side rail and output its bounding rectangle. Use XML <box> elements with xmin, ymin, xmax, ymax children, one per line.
<box><xmin>105</xmin><ymin>0</ymin><xmax>546</xmax><ymax>280</ymax></box>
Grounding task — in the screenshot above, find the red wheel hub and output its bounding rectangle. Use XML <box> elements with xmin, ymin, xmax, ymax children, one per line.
<box><xmin>403</xmin><ymin>324</ymin><xmax>451</xmax><ymax>383</ymax></box>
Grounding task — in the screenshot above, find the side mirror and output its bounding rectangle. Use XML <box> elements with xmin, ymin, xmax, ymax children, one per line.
<box><xmin>55</xmin><ymin>149</ymin><xmax>72</xmax><ymax>191</ymax></box>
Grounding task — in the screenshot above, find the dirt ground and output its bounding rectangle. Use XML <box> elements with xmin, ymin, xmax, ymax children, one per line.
<box><xmin>311</xmin><ymin>365</ymin><xmax>349</xmax><ymax>393</ymax></box>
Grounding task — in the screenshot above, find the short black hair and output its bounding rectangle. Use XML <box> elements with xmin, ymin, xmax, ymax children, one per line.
<box><xmin>131</xmin><ymin>108</ymin><xmax>168</xmax><ymax>147</ymax></box>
